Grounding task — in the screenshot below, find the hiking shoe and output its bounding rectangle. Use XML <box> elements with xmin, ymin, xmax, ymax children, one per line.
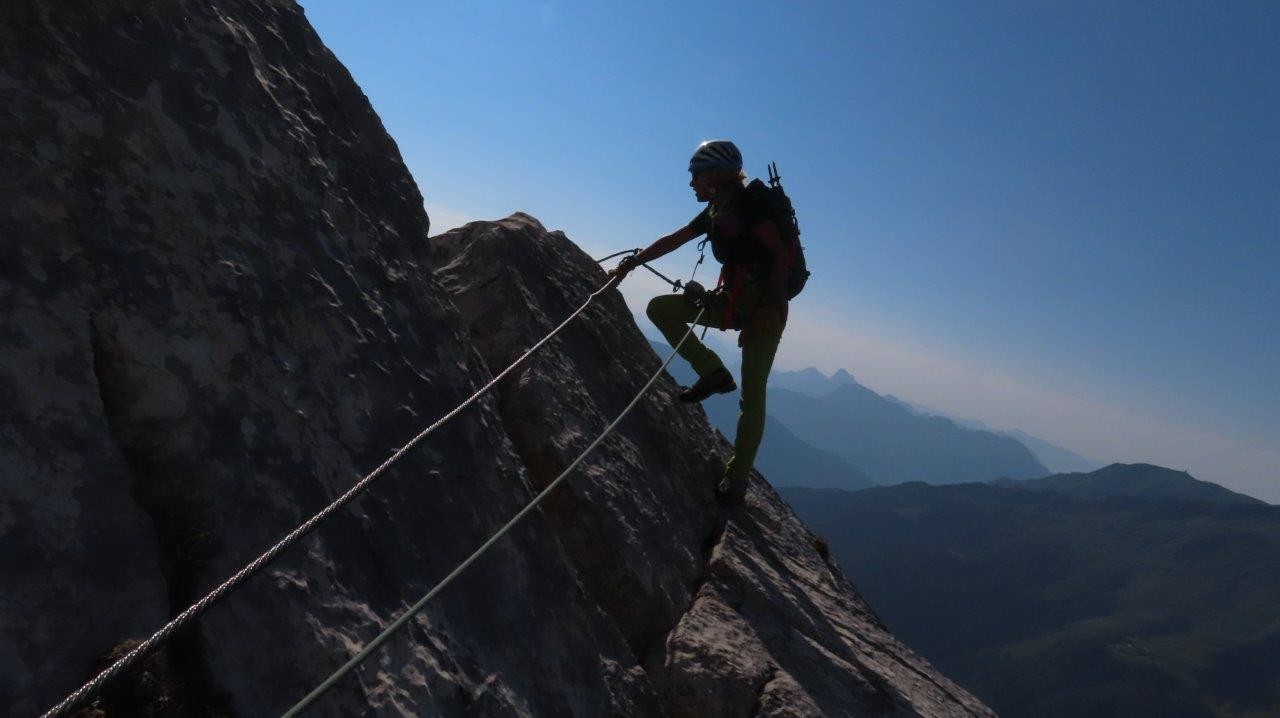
<box><xmin>679</xmin><ymin>367</ymin><xmax>736</xmax><ymax>404</ymax></box>
<box><xmin>715</xmin><ymin>476</ymin><xmax>748</xmax><ymax>506</ymax></box>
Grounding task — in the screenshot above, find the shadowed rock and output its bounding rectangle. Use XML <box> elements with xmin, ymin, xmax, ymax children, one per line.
<box><xmin>429</xmin><ymin>214</ymin><xmax>994</xmax><ymax>716</ymax></box>
<box><xmin>2</xmin><ymin>3</ymin><xmax>655</xmax><ymax>715</ymax></box>
<box><xmin>2</xmin><ymin>1</ymin><xmax>992</xmax><ymax>715</ymax></box>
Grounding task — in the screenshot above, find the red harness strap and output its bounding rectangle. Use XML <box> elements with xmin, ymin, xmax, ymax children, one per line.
<box><xmin>717</xmin><ymin>263</ymin><xmax>751</xmax><ymax>330</ymax></box>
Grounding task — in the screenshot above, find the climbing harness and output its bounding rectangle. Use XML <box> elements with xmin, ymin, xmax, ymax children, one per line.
<box><xmin>40</xmin><ymin>270</ymin><xmax>637</xmax><ymax>718</ymax></box>
<box><xmin>281</xmin><ymin>307</ymin><xmax>706</xmax><ymax>717</ymax></box>
<box><xmin>689</xmin><ymin>238</ymin><xmax>709</xmax><ymax>286</ymax></box>
<box><xmin>692</xmin><ymin>239</ymin><xmax>715</xmax><ymax>340</ymax></box>
<box><xmin>715</xmin><ymin>263</ymin><xmax>752</xmax><ymax>331</ymax></box>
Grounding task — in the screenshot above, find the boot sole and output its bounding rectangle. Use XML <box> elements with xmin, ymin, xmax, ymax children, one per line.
<box><xmin>678</xmin><ymin>382</ymin><xmax>736</xmax><ymax>403</ymax></box>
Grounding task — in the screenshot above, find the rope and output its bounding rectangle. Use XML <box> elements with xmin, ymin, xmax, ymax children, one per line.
<box><xmin>281</xmin><ymin>307</ymin><xmax>706</xmax><ymax>717</ymax></box>
<box><xmin>594</xmin><ymin>248</ymin><xmax>640</xmax><ymax>263</ymax></box>
<box><xmin>39</xmin><ymin>274</ymin><xmax>626</xmax><ymax>718</ymax></box>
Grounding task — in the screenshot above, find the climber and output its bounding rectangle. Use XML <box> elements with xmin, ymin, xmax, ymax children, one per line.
<box><xmin>608</xmin><ymin>140</ymin><xmax>798</xmax><ymax>506</ymax></box>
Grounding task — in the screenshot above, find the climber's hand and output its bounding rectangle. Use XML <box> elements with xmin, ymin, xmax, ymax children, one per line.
<box><xmin>607</xmin><ymin>254</ymin><xmax>639</xmax><ymax>282</ymax></box>
<box><xmin>682</xmin><ymin>281</ymin><xmax>708</xmax><ymax>308</ymax></box>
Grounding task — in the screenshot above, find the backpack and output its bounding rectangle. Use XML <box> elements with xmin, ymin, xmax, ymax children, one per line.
<box><xmin>758</xmin><ymin>162</ymin><xmax>809</xmax><ymax>299</ymax></box>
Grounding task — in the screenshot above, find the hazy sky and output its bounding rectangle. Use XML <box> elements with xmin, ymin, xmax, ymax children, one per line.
<box><xmin>298</xmin><ymin>1</ymin><xmax>1278</xmax><ymax>502</ymax></box>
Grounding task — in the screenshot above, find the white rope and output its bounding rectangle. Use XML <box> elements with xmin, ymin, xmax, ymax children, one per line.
<box><xmin>280</xmin><ymin>308</ymin><xmax>705</xmax><ymax>717</ymax></box>
<box><xmin>39</xmin><ymin>275</ymin><xmax>624</xmax><ymax>718</ymax></box>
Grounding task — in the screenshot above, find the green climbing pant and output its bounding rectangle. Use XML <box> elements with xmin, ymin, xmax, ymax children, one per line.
<box><xmin>646</xmin><ymin>282</ymin><xmax>783</xmax><ymax>483</ymax></box>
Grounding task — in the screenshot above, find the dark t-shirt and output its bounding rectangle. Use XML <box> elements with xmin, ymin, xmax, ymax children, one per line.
<box><xmin>688</xmin><ymin>180</ymin><xmax>775</xmax><ymax>270</ymax></box>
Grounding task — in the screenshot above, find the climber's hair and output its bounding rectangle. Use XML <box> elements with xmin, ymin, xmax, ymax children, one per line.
<box><xmin>703</xmin><ymin>167</ymin><xmax>747</xmax><ymax>191</ymax></box>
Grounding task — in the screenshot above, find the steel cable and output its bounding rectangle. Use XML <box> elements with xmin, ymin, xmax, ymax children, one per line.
<box><xmin>39</xmin><ymin>273</ymin><xmax>626</xmax><ymax>718</ymax></box>
<box><xmin>280</xmin><ymin>307</ymin><xmax>706</xmax><ymax>717</ymax></box>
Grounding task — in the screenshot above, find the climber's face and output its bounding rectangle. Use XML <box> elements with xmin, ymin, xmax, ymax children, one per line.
<box><xmin>690</xmin><ymin>171</ymin><xmax>714</xmax><ymax>202</ymax></box>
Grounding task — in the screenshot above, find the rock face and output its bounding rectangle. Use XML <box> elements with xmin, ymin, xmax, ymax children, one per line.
<box><xmin>1</xmin><ymin>1</ymin><xmax>993</xmax><ymax>716</ymax></box>
<box><xmin>430</xmin><ymin>215</ymin><xmax>993</xmax><ymax>717</ymax></box>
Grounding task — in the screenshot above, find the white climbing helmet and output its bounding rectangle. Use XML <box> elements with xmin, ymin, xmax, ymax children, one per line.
<box><xmin>687</xmin><ymin>140</ymin><xmax>743</xmax><ymax>174</ymax></box>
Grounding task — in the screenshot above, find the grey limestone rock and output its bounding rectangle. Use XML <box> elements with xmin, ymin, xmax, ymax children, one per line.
<box><xmin>429</xmin><ymin>214</ymin><xmax>995</xmax><ymax>717</ymax></box>
<box><xmin>2</xmin><ymin>2</ymin><xmax>655</xmax><ymax>716</ymax></box>
<box><xmin>2</xmin><ymin>1</ymin><xmax>993</xmax><ymax>716</ymax></box>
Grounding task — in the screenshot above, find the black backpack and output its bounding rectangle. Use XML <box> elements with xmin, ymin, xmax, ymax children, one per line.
<box><xmin>757</xmin><ymin>162</ymin><xmax>809</xmax><ymax>299</ymax></box>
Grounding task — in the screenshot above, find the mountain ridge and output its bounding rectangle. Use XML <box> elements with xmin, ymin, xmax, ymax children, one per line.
<box><xmin>995</xmin><ymin>462</ymin><xmax>1266</xmax><ymax>506</ymax></box>
<box><xmin>780</xmin><ymin>472</ymin><xmax>1280</xmax><ymax>717</ymax></box>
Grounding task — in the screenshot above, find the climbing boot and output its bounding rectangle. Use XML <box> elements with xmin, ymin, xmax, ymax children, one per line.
<box><xmin>715</xmin><ymin>476</ymin><xmax>748</xmax><ymax>506</ymax></box>
<box><xmin>678</xmin><ymin>367</ymin><xmax>736</xmax><ymax>404</ymax></box>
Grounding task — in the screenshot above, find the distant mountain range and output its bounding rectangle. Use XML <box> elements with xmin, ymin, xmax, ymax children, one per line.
<box><xmin>891</xmin><ymin>394</ymin><xmax>1105</xmax><ymax>474</ymax></box>
<box><xmin>652</xmin><ymin>347</ymin><xmax>1050</xmax><ymax>487</ymax></box>
<box><xmin>765</xmin><ymin>382</ymin><xmax>1048</xmax><ymax>485</ymax></box>
<box><xmin>649</xmin><ymin>342</ymin><xmax>876</xmax><ymax>491</ymax></box>
<box><xmin>1000</xmin><ymin>429</ymin><xmax>1105</xmax><ymax>474</ymax></box>
<box><xmin>781</xmin><ymin>463</ymin><xmax>1280</xmax><ymax>718</ymax></box>
<box><xmin>777</xmin><ymin>367</ymin><xmax>1105</xmax><ymax>475</ymax></box>
<box><xmin>769</xmin><ymin>366</ymin><xmax>858</xmax><ymax>397</ymax></box>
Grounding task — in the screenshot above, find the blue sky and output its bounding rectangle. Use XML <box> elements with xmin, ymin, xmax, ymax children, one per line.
<box><xmin>298</xmin><ymin>1</ymin><xmax>1278</xmax><ymax>501</ymax></box>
